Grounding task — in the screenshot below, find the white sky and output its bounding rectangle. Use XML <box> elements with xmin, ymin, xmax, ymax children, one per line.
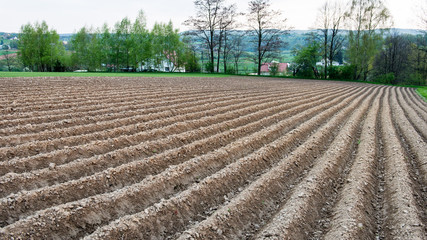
<box><xmin>0</xmin><ymin>0</ymin><xmax>424</xmax><ymax>33</ymax></box>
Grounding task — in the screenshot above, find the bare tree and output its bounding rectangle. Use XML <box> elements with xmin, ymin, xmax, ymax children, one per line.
<box><xmin>3</xmin><ymin>49</ymin><xmax>13</xmax><ymax>71</ymax></box>
<box><xmin>247</xmin><ymin>0</ymin><xmax>289</xmax><ymax>75</ymax></box>
<box><xmin>185</xmin><ymin>0</ymin><xmax>225</xmax><ymax>73</ymax></box>
<box><xmin>418</xmin><ymin>0</ymin><xmax>427</xmax><ymax>32</ymax></box>
<box><xmin>230</xmin><ymin>32</ymin><xmax>246</xmax><ymax>74</ymax></box>
<box><xmin>316</xmin><ymin>0</ymin><xmax>345</xmax><ymax>78</ymax></box>
<box><xmin>216</xmin><ymin>4</ymin><xmax>238</xmax><ymax>73</ymax></box>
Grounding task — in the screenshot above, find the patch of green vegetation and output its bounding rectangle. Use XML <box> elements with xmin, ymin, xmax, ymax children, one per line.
<box><xmin>0</xmin><ymin>50</ymin><xmax>17</xmax><ymax>56</ymax></box>
<box><xmin>0</xmin><ymin>72</ymin><xmax>231</xmax><ymax>78</ymax></box>
<box><xmin>416</xmin><ymin>87</ymin><xmax>427</xmax><ymax>102</ymax></box>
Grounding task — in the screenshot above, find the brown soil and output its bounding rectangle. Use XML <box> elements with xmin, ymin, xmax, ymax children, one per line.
<box><xmin>0</xmin><ymin>76</ymin><xmax>425</xmax><ymax>239</ymax></box>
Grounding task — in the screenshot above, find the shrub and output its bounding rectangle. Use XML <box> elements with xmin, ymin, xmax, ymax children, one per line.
<box><xmin>405</xmin><ymin>73</ymin><xmax>426</xmax><ymax>86</ymax></box>
<box><xmin>327</xmin><ymin>65</ymin><xmax>355</xmax><ymax>80</ymax></box>
<box><xmin>269</xmin><ymin>62</ymin><xmax>279</xmax><ymax>76</ymax></box>
<box><xmin>204</xmin><ymin>62</ymin><xmax>214</xmax><ymax>73</ymax></box>
<box><xmin>374</xmin><ymin>73</ymin><xmax>395</xmax><ymax>84</ymax></box>
<box><xmin>226</xmin><ymin>67</ymin><xmax>235</xmax><ymax>75</ymax></box>
<box><xmin>328</xmin><ymin>66</ymin><xmax>340</xmax><ymax>79</ymax></box>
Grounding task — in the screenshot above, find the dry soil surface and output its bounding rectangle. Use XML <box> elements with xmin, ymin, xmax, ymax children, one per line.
<box><xmin>0</xmin><ymin>76</ymin><xmax>425</xmax><ymax>239</ymax></box>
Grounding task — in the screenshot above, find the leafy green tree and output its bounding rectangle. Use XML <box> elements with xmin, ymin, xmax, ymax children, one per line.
<box><xmin>183</xmin><ymin>48</ymin><xmax>201</xmax><ymax>72</ymax></box>
<box><xmin>114</xmin><ymin>17</ymin><xmax>133</xmax><ymax>70</ymax></box>
<box><xmin>163</xmin><ymin>21</ymin><xmax>186</xmax><ymax>72</ymax></box>
<box><xmin>345</xmin><ymin>0</ymin><xmax>391</xmax><ymax>81</ymax></box>
<box><xmin>71</xmin><ymin>27</ymin><xmax>91</xmax><ymax>70</ymax></box>
<box><xmin>408</xmin><ymin>34</ymin><xmax>427</xmax><ymax>85</ymax></box>
<box><xmin>151</xmin><ymin>21</ymin><xmax>186</xmax><ymax>72</ymax></box>
<box><xmin>107</xmin><ymin>17</ymin><xmax>133</xmax><ymax>71</ymax></box>
<box><xmin>9</xmin><ymin>40</ymin><xmax>18</xmax><ymax>49</ymax></box>
<box><xmin>100</xmin><ymin>24</ymin><xmax>113</xmax><ymax>71</ymax></box>
<box><xmin>151</xmin><ymin>22</ymin><xmax>167</xmax><ymax>69</ymax></box>
<box><xmin>292</xmin><ymin>39</ymin><xmax>321</xmax><ymax>78</ymax></box>
<box><xmin>19</xmin><ymin>21</ymin><xmax>65</xmax><ymax>72</ymax></box>
<box><xmin>181</xmin><ymin>36</ymin><xmax>201</xmax><ymax>73</ymax></box>
<box><xmin>269</xmin><ymin>62</ymin><xmax>279</xmax><ymax>76</ymax></box>
<box><xmin>0</xmin><ymin>54</ymin><xmax>23</xmax><ymax>72</ymax></box>
<box><xmin>130</xmin><ymin>10</ymin><xmax>151</xmax><ymax>70</ymax></box>
<box><xmin>70</xmin><ymin>27</ymin><xmax>104</xmax><ymax>71</ymax></box>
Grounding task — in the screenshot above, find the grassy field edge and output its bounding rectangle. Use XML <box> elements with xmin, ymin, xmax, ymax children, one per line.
<box><xmin>416</xmin><ymin>87</ymin><xmax>427</xmax><ymax>102</ymax></box>
<box><xmin>0</xmin><ymin>72</ymin><xmax>231</xmax><ymax>78</ymax></box>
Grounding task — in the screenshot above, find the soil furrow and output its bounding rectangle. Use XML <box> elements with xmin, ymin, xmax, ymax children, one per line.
<box><xmin>0</xmin><ymin>88</ymin><xmax>191</xmax><ymax>115</ymax></box>
<box><xmin>0</xmin><ymin>92</ymin><xmax>303</xmax><ymax>195</ymax></box>
<box><xmin>0</xmin><ymin>87</ymin><xmax>318</xmax><ymax>174</ymax></box>
<box><xmin>0</xmin><ymin>86</ymin><xmax>357</xmax><ymax>200</ymax></box>
<box><xmin>0</xmin><ymin>89</ymin><xmax>208</xmax><ymax>123</ymax></box>
<box><xmin>394</xmin><ymin>88</ymin><xmax>427</xmax><ymax>141</ymax></box>
<box><xmin>80</xmin><ymin>86</ymin><xmax>371</xmax><ymax>240</ymax></box>
<box><xmin>322</xmin><ymin>88</ymin><xmax>383</xmax><ymax>240</ymax></box>
<box><xmin>0</xmin><ymin>89</ymin><xmax>230</xmax><ymax>129</ymax></box>
<box><xmin>251</xmin><ymin>89</ymin><xmax>374</xmax><ymax>240</ymax></box>
<box><xmin>401</xmin><ymin>87</ymin><xmax>427</xmax><ymax>119</ymax></box>
<box><xmin>0</xmin><ymin>89</ymin><xmax>282</xmax><ymax>148</ymax></box>
<box><xmin>373</xmin><ymin>88</ymin><xmax>387</xmax><ymax>240</ymax></box>
<box><xmin>388</xmin><ymin>87</ymin><xmax>427</xmax><ymax>233</ymax></box>
<box><xmin>0</xmin><ymin>77</ymin><xmax>423</xmax><ymax>239</ymax></box>
<box><xmin>0</xmin><ymin>87</ymin><xmax>195</xmax><ymax>111</ymax></box>
<box><xmin>0</xmin><ymin>86</ymin><xmax>367</xmax><ymax>239</ymax></box>
<box><xmin>389</xmin><ymin>88</ymin><xmax>427</xmax><ymax>188</ymax></box>
<box><xmin>0</xmin><ymin>87</ymin><xmax>350</xmax><ymax>195</ymax></box>
<box><xmin>0</xmin><ymin>90</ymin><xmax>298</xmax><ymax>165</ymax></box>
<box><xmin>0</xmin><ymin>87</ymin><xmax>356</xmax><ymax>225</ymax></box>
<box><xmin>177</xmin><ymin>86</ymin><xmax>375</xmax><ymax>240</ymax></box>
<box><xmin>0</xmin><ymin>77</ymin><xmax>239</xmax><ymax>115</ymax></box>
<box><xmin>0</xmin><ymin>87</ymin><xmax>329</xmax><ymax>154</ymax></box>
<box><xmin>0</xmin><ymin>90</ymin><xmax>257</xmax><ymax>137</ymax></box>
<box><xmin>381</xmin><ymin>87</ymin><xmax>426</xmax><ymax>239</ymax></box>
<box><xmin>0</xmin><ymin>91</ymin><xmax>243</xmax><ymax>143</ymax></box>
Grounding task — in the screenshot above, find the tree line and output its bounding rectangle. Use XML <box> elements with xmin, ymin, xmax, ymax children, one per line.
<box><xmin>16</xmin><ymin>11</ymin><xmax>199</xmax><ymax>73</ymax></box>
<box><xmin>184</xmin><ymin>0</ymin><xmax>288</xmax><ymax>75</ymax></box>
<box><xmin>183</xmin><ymin>0</ymin><xmax>426</xmax><ymax>84</ymax></box>
<box><xmin>290</xmin><ymin>0</ymin><xmax>427</xmax><ymax>85</ymax></box>
<box><xmin>2</xmin><ymin>0</ymin><xmax>426</xmax><ymax>85</ymax></box>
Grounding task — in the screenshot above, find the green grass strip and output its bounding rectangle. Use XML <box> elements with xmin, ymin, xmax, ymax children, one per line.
<box><xmin>416</xmin><ymin>86</ymin><xmax>427</xmax><ymax>102</ymax></box>
<box><xmin>0</xmin><ymin>72</ymin><xmax>231</xmax><ymax>78</ymax></box>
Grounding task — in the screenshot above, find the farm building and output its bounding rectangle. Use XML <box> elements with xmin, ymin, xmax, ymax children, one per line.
<box><xmin>260</xmin><ymin>61</ymin><xmax>288</xmax><ymax>75</ymax></box>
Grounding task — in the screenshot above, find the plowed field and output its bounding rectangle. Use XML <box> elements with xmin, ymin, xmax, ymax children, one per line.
<box><xmin>0</xmin><ymin>76</ymin><xmax>426</xmax><ymax>239</ymax></box>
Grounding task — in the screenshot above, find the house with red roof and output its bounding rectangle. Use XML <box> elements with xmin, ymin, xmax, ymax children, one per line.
<box><xmin>260</xmin><ymin>61</ymin><xmax>288</xmax><ymax>75</ymax></box>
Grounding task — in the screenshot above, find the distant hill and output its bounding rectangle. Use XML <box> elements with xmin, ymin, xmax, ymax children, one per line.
<box><xmin>182</xmin><ymin>28</ymin><xmax>424</xmax><ymax>52</ymax></box>
<box><xmin>1</xmin><ymin>28</ymin><xmax>423</xmax><ymax>54</ymax></box>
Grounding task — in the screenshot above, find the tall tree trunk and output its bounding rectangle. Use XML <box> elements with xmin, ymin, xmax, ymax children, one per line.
<box><xmin>324</xmin><ymin>33</ymin><xmax>328</xmax><ymax>78</ymax></box>
<box><xmin>258</xmin><ymin>32</ymin><xmax>262</xmax><ymax>75</ymax></box>
<box><xmin>223</xmin><ymin>32</ymin><xmax>227</xmax><ymax>73</ymax></box>
<box><xmin>217</xmin><ymin>43</ymin><xmax>221</xmax><ymax>73</ymax></box>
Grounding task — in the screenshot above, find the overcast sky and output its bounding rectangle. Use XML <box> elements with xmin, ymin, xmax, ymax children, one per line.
<box><xmin>0</xmin><ymin>0</ymin><xmax>424</xmax><ymax>33</ymax></box>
